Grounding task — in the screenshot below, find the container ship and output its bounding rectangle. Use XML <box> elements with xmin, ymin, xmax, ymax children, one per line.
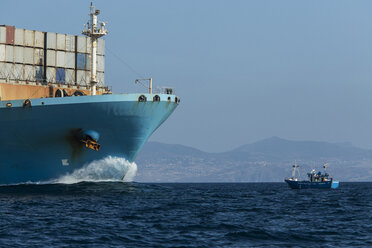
<box><xmin>0</xmin><ymin>4</ymin><xmax>179</xmax><ymax>184</ymax></box>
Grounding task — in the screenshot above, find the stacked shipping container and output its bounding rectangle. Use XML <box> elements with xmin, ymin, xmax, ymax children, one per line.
<box><xmin>0</xmin><ymin>25</ymin><xmax>105</xmax><ymax>87</ymax></box>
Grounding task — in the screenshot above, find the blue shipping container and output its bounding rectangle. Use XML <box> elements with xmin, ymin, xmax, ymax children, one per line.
<box><xmin>86</xmin><ymin>54</ymin><xmax>91</xmax><ymax>70</ymax></box>
<box><xmin>56</xmin><ymin>68</ymin><xmax>65</xmax><ymax>84</ymax></box>
<box><xmin>76</xmin><ymin>53</ymin><xmax>86</xmax><ymax>70</ymax></box>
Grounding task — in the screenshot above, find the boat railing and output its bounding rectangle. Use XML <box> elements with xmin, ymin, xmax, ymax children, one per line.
<box><xmin>154</xmin><ymin>87</ymin><xmax>176</xmax><ymax>95</ymax></box>
<box><xmin>285</xmin><ymin>177</ymin><xmax>298</xmax><ymax>181</ymax></box>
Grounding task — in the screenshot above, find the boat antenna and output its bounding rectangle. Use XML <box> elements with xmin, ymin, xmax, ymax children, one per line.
<box><xmin>82</xmin><ymin>2</ymin><xmax>108</xmax><ymax>96</ymax></box>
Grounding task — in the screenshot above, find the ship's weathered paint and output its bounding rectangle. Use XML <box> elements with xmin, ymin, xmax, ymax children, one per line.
<box><xmin>0</xmin><ymin>83</ymin><xmax>107</xmax><ymax>100</ymax></box>
<box><xmin>0</xmin><ymin>93</ymin><xmax>178</xmax><ymax>184</ymax></box>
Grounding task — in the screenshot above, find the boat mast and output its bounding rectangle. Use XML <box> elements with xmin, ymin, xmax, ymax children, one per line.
<box><xmin>82</xmin><ymin>2</ymin><xmax>108</xmax><ymax>96</ymax></box>
<box><xmin>323</xmin><ymin>162</ymin><xmax>329</xmax><ymax>177</ymax></box>
<box><xmin>292</xmin><ymin>160</ymin><xmax>300</xmax><ymax>179</ymax></box>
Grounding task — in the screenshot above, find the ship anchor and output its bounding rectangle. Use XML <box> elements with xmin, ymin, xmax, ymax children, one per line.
<box><xmin>81</xmin><ymin>138</ymin><xmax>101</xmax><ymax>151</ymax></box>
<box><xmin>80</xmin><ymin>130</ymin><xmax>101</xmax><ymax>151</ymax></box>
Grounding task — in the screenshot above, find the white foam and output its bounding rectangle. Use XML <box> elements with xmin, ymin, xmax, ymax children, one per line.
<box><xmin>51</xmin><ymin>156</ymin><xmax>137</xmax><ymax>184</ymax></box>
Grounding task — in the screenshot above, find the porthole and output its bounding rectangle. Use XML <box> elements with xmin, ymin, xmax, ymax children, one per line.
<box><xmin>138</xmin><ymin>95</ymin><xmax>147</xmax><ymax>102</ymax></box>
<box><xmin>153</xmin><ymin>95</ymin><xmax>160</xmax><ymax>102</ymax></box>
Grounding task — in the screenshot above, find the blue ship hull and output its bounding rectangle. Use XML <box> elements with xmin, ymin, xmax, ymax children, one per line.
<box><xmin>285</xmin><ymin>179</ymin><xmax>339</xmax><ymax>189</ymax></box>
<box><xmin>0</xmin><ymin>93</ymin><xmax>178</xmax><ymax>184</ymax></box>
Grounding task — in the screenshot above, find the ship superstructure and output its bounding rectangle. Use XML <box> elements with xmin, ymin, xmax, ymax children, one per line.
<box><xmin>0</xmin><ymin>4</ymin><xmax>179</xmax><ymax>184</ymax></box>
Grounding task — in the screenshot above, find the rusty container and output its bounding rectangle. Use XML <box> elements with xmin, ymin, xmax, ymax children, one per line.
<box><xmin>5</xmin><ymin>26</ymin><xmax>15</xmax><ymax>45</ymax></box>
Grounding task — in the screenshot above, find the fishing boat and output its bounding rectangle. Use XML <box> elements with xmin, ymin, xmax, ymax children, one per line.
<box><xmin>285</xmin><ymin>162</ymin><xmax>339</xmax><ymax>189</ymax></box>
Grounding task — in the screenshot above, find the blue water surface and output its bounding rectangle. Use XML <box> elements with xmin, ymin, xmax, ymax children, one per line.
<box><xmin>0</xmin><ymin>182</ymin><xmax>370</xmax><ymax>247</ymax></box>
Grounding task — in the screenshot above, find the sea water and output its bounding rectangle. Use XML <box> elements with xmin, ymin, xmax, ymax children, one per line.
<box><xmin>0</xmin><ymin>181</ymin><xmax>370</xmax><ymax>247</ymax></box>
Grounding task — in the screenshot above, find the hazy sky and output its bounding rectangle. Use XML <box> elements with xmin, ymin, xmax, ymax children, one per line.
<box><xmin>3</xmin><ymin>0</ymin><xmax>372</xmax><ymax>152</ymax></box>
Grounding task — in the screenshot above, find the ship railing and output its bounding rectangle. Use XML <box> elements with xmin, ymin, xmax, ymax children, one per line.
<box><xmin>285</xmin><ymin>177</ymin><xmax>298</xmax><ymax>181</ymax></box>
<box><xmin>154</xmin><ymin>87</ymin><xmax>176</xmax><ymax>95</ymax></box>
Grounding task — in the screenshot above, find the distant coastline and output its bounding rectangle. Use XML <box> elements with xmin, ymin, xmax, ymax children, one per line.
<box><xmin>136</xmin><ymin>137</ymin><xmax>372</xmax><ymax>182</ymax></box>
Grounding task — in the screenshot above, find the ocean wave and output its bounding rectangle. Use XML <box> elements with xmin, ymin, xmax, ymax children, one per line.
<box><xmin>51</xmin><ymin>156</ymin><xmax>137</xmax><ymax>184</ymax></box>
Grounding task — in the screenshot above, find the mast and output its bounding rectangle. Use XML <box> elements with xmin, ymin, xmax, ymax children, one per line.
<box><xmin>323</xmin><ymin>162</ymin><xmax>329</xmax><ymax>177</ymax></box>
<box><xmin>323</xmin><ymin>162</ymin><xmax>329</xmax><ymax>172</ymax></box>
<box><xmin>82</xmin><ymin>2</ymin><xmax>108</xmax><ymax>96</ymax></box>
<box><xmin>292</xmin><ymin>160</ymin><xmax>300</xmax><ymax>179</ymax></box>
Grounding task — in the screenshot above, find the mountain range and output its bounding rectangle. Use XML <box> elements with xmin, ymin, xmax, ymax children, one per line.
<box><xmin>135</xmin><ymin>137</ymin><xmax>372</xmax><ymax>182</ymax></box>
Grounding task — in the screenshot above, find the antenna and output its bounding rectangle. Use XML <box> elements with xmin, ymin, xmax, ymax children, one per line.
<box><xmin>323</xmin><ymin>162</ymin><xmax>329</xmax><ymax>174</ymax></box>
<box><xmin>82</xmin><ymin>2</ymin><xmax>108</xmax><ymax>96</ymax></box>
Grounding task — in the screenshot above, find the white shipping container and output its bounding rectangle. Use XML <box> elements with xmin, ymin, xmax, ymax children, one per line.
<box><xmin>23</xmin><ymin>47</ymin><xmax>34</xmax><ymax>64</ymax></box>
<box><xmin>14</xmin><ymin>29</ymin><xmax>24</xmax><ymax>46</ymax></box>
<box><xmin>46</xmin><ymin>67</ymin><xmax>56</xmax><ymax>82</ymax></box>
<box><xmin>14</xmin><ymin>46</ymin><xmax>24</xmax><ymax>63</ymax></box>
<box><xmin>56</xmin><ymin>51</ymin><xmax>65</xmax><ymax>67</ymax></box>
<box><xmin>34</xmin><ymin>31</ymin><xmax>44</xmax><ymax>48</ymax></box>
<box><xmin>0</xmin><ymin>62</ymin><xmax>7</xmax><ymax>79</ymax></box>
<box><xmin>65</xmin><ymin>69</ymin><xmax>75</xmax><ymax>84</ymax></box>
<box><xmin>0</xmin><ymin>27</ymin><xmax>6</xmax><ymax>44</ymax></box>
<box><xmin>46</xmin><ymin>32</ymin><xmax>56</xmax><ymax>50</ymax></box>
<box><xmin>65</xmin><ymin>52</ymin><xmax>75</xmax><ymax>69</ymax></box>
<box><xmin>13</xmin><ymin>64</ymin><xmax>24</xmax><ymax>80</ymax></box>
<box><xmin>97</xmin><ymin>72</ymin><xmax>104</xmax><ymax>87</ymax></box>
<box><xmin>77</xmin><ymin>36</ymin><xmax>87</xmax><ymax>53</ymax></box>
<box><xmin>97</xmin><ymin>55</ymin><xmax>105</xmax><ymax>72</ymax></box>
<box><xmin>0</xmin><ymin>45</ymin><xmax>5</xmax><ymax>62</ymax></box>
<box><xmin>7</xmin><ymin>63</ymin><xmax>14</xmax><ymax>79</ymax></box>
<box><xmin>97</xmin><ymin>39</ymin><xmax>105</xmax><ymax>55</ymax></box>
<box><xmin>86</xmin><ymin>54</ymin><xmax>91</xmax><ymax>70</ymax></box>
<box><xmin>0</xmin><ymin>62</ymin><xmax>13</xmax><ymax>79</ymax></box>
<box><xmin>46</xmin><ymin>50</ymin><xmax>56</xmax><ymax>66</ymax></box>
<box><xmin>0</xmin><ymin>62</ymin><xmax>4</xmax><ymax>79</ymax></box>
<box><xmin>5</xmin><ymin>45</ymin><xmax>13</xmax><ymax>62</ymax></box>
<box><xmin>66</xmin><ymin>35</ymin><xmax>75</xmax><ymax>52</ymax></box>
<box><xmin>24</xmin><ymin>65</ymin><xmax>34</xmax><ymax>81</ymax></box>
<box><xmin>24</xmin><ymin>30</ymin><xmax>34</xmax><ymax>47</ymax></box>
<box><xmin>77</xmin><ymin>70</ymin><xmax>89</xmax><ymax>85</ymax></box>
<box><xmin>56</xmin><ymin>33</ymin><xmax>66</xmax><ymax>50</ymax></box>
<box><xmin>34</xmin><ymin>48</ymin><xmax>44</xmax><ymax>65</ymax></box>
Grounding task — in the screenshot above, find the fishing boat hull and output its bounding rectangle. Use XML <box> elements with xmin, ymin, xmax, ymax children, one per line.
<box><xmin>285</xmin><ymin>179</ymin><xmax>339</xmax><ymax>189</ymax></box>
